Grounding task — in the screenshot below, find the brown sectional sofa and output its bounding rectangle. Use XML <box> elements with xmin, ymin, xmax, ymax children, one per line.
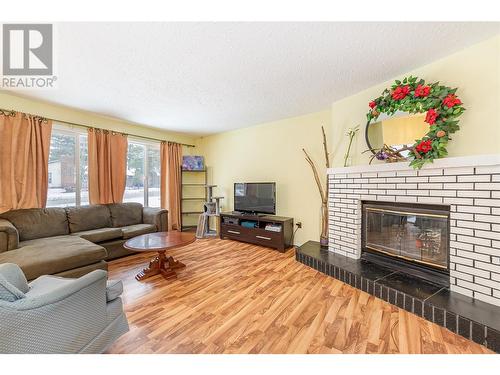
<box><xmin>0</xmin><ymin>203</ymin><xmax>168</xmax><ymax>280</ymax></box>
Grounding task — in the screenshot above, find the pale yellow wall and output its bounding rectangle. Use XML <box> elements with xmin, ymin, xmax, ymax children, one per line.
<box><xmin>331</xmin><ymin>35</ymin><xmax>500</xmax><ymax>167</ymax></box>
<box><xmin>0</xmin><ymin>91</ymin><xmax>197</xmax><ymax>145</ymax></box>
<box><xmin>197</xmin><ymin>110</ymin><xmax>332</xmax><ymax>245</ymax></box>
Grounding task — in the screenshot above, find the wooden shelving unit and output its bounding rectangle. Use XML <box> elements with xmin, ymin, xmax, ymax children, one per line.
<box><xmin>180</xmin><ymin>169</ymin><xmax>207</xmax><ymax>231</ymax></box>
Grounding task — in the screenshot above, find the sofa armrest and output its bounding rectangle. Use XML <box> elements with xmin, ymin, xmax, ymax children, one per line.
<box><xmin>106</xmin><ymin>279</ymin><xmax>123</xmax><ymax>302</ymax></box>
<box><xmin>0</xmin><ymin>219</ymin><xmax>19</xmax><ymax>252</ymax></box>
<box><xmin>3</xmin><ymin>270</ymin><xmax>108</xmax><ymax>310</ymax></box>
<box><xmin>142</xmin><ymin>207</ymin><xmax>168</xmax><ymax>232</ymax></box>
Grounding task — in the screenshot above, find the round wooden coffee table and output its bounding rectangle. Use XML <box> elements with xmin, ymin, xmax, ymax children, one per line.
<box><xmin>124</xmin><ymin>231</ymin><xmax>195</xmax><ymax>281</ymax></box>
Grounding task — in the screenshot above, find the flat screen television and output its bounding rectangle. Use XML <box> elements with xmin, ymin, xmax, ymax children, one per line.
<box><xmin>234</xmin><ymin>182</ymin><xmax>276</xmax><ymax>215</ymax></box>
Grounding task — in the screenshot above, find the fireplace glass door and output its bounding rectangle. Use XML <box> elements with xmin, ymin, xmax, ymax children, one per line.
<box><xmin>363</xmin><ymin>203</ymin><xmax>449</xmax><ymax>270</ymax></box>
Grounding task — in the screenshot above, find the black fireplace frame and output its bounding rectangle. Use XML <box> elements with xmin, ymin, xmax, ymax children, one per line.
<box><xmin>361</xmin><ymin>200</ymin><xmax>451</xmax><ymax>287</ymax></box>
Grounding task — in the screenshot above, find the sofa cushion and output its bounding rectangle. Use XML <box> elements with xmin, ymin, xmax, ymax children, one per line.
<box><xmin>0</xmin><ymin>235</ymin><xmax>107</xmax><ymax>281</ymax></box>
<box><xmin>0</xmin><ymin>208</ymin><xmax>69</xmax><ymax>241</ymax></box>
<box><xmin>66</xmin><ymin>205</ymin><xmax>112</xmax><ymax>233</ymax></box>
<box><xmin>54</xmin><ymin>261</ymin><xmax>108</xmax><ymax>279</ymax></box>
<box><xmin>99</xmin><ymin>239</ymin><xmax>135</xmax><ymax>260</ymax></box>
<box><xmin>71</xmin><ymin>227</ymin><xmax>123</xmax><ymax>243</ymax></box>
<box><xmin>121</xmin><ymin>223</ymin><xmax>156</xmax><ymax>239</ymax></box>
<box><xmin>108</xmin><ymin>203</ymin><xmax>143</xmax><ymax>227</ymax></box>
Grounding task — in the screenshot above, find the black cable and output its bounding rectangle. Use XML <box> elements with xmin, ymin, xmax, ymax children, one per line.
<box><xmin>290</xmin><ymin>225</ymin><xmax>300</xmax><ymax>247</ymax></box>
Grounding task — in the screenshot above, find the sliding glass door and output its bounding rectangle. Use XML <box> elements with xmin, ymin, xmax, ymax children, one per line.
<box><xmin>123</xmin><ymin>140</ymin><xmax>160</xmax><ymax>207</ymax></box>
<box><xmin>47</xmin><ymin>127</ymin><xmax>160</xmax><ymax>208</ymax></box>
<box><xmin>47</xmin><ymin>127</ymin><xmax>88</xmax><ymax>207</ymax></box>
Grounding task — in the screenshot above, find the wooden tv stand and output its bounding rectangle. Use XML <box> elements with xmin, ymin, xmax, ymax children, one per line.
<box><xmin>219</xmin><ymin>212</ymin><xmax>294</xmax><ymax>252</ymax></box>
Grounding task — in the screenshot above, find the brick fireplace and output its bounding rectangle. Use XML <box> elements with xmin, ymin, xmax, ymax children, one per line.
<box><xmin>328</xmin><ymin>154</ymin><xmax>500</xmax><ymax>307</ymax></box>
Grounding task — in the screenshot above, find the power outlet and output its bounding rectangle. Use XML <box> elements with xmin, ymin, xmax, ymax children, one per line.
<box><xmin>296</xmin><ymin>222</ymin><xmax>302</xmax><ymax>229</ymax></box>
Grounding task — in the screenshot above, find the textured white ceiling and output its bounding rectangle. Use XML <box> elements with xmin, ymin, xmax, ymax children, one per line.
<box><xmin>10</xmin><ymin>22</ymin><xmax>500</xmax><ymax>135</ymax></box>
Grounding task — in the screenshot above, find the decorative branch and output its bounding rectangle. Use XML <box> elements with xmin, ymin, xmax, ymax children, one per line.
<box><xmin>363</xmin><ymin>144</ymin><xmax>414</xmax><ymax>164</ymax></box>
<box><xmin>302</xmin><ymin>126</ymin><xmax>332</xmax><ymax>245</ymax></box>
<box><xmin>302</xmin><ymin>148</ymin><xmax>326</xmax><ymax>203</ymax></box>
<box><xmin>344</xmin><ymin>125</ymin><xmax>360</xmax><ymax>167</ymax></box>
<box><xmin>321</xmin><ymin>126</ymin><xmax>330</xmax><ymax>169</ymax></box>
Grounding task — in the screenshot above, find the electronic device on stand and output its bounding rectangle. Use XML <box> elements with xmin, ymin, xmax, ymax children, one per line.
<box><xmin>219</xmin><ymin>181</ymin><xmax>293</xmax><ymax>252</ymax></box>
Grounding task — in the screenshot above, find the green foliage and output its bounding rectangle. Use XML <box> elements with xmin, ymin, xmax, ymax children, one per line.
<box><xmin>367</xmin><ymin>76</ymin><xmax>465</xmax><ymax>169</ymax></box>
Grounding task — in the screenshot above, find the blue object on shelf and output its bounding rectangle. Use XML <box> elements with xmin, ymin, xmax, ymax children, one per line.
<box><xmin>241</xmin><ymin>221</ymin><xmax>258</xmax><ymax>228</ymax></box>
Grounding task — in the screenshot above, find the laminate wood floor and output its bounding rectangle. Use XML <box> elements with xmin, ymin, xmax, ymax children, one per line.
<box><xmin>107</xmin><ymin>239</ymin><xmax>492</xmax><ymax>354</ymax></box>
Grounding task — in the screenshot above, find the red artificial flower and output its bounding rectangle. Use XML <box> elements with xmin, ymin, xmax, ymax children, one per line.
<box><xmin>391</xmin><ymin>85</ymin><xmax>410</xmax><ymax>100</ymax></box>
<box><xmin>443</xmin><ymin>94</ymin><xmax>462</xmax><ymax>108</ymax></box>
<box><xmin>425</xmin><ymin>108</ymin><xmax>439</xmax><ymax>125</ymax></box>
<box><xmin>369</xmin><ymin>101</ymin><xmax>376</xmax><ymax>109</ymax></box>
<box><xmin>416</xmin><ymin>140</ymin><xmax>433</xmax><ymax>154</ymax></box>
<box><xmin>414</xmin><ymin>84</ymin><xmax>431</xmax><ymax>97</ymax></box>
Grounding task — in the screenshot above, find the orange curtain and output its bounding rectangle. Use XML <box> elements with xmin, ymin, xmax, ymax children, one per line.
<box><xmin>87</xmin><ymin>128</ymin><xmax>128</xmax><ymax>204</ymax></box>
<box><xmin>0</xmin><ymin>111</ymin><xmax>52</xmax><ymax>213</ymax></box>
<box><xmin>160</xmin><ymin>141</ymin><xmax>182</xmax><ymax>231</ymax></box>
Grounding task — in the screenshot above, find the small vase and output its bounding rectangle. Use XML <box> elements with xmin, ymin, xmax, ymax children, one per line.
<box><xmin>320</xmin><ymin>203</ymin><xmax>328</xmax><ymax>248</ymax></box>
<box><xmin>320</xmin><ymin>236</ymin><xmax>329</xmax><ymax>248</ymax></box>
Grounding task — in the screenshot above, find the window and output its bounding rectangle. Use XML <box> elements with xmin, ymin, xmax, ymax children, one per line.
<box><xmin>47</xmin><ymin>125</ymin><xmax>88</xmax><ymax>207</ymax></box>
<box><xmin>47</xmin><ymin>127</ymin><xmax>160</xmax><ymax>208</ymax></box>
<box><xmin>79</xmin><ymin>134</ymin><xmax>89</xmax><ymax>205</ymax></box>
<box><xmin>123</xmin><ymin>140</ymin><xmax>161</xmax><ymax>207</ymax></box>
<box><xmin>124</xmin><ymin>143</ymin><xmax>145</xmax><ymax>205</ymax></box>
<box><xmin>147</xmin><ymin>147</ymin><xmax>161</xmax><ymax>207</ymax></box>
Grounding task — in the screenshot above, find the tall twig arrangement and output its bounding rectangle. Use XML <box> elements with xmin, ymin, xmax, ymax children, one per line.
<box><xmin>344</xmin><ymin>125</ymin><xmax>360</xmax><ymax>167</ymax></box>
<box><xmin>302</xmin><ymin>126</ymin><xmax>330</xmax><ymax>247</ymax></box>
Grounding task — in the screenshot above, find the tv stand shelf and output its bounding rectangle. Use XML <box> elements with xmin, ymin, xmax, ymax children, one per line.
<box><xmin>219</xmin><ymin>212</ymin><xmax>293</xmax><ymax>252</ymax></box>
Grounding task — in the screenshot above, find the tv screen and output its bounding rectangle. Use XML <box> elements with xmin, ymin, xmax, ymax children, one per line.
<box><xmin>234</xmin><ymin>182</ymin><xmax>276</xmax><ymax>215</ymax></box>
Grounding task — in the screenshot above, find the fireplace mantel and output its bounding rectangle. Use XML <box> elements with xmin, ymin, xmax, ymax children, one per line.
<box><xmin>327</xmin><ymin>153</ymin><xmax>500</xmax><ymax>307</ymax></box>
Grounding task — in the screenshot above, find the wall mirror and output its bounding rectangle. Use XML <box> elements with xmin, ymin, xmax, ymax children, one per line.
<box><xmin>364</xmin><ymin>76</ymin><xmax>465</xmax><ymax>168</ymax></box>
<box><xmin>365</xmin><ymin>111</ymin><xmax>428</xmax><ymax>160</ymax></box>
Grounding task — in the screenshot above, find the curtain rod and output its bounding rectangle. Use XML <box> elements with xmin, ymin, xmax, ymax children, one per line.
<box><xmin>0</xmin><ymin>108</ymin><xmax>196</xmax><ymax>148</ymax></box>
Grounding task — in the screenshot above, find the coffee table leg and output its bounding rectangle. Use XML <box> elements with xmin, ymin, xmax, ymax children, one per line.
<box><xmin>135</xmin><ymin>254</ymin><xmax>162</xmax><ymax>281</ymax></box>
<box><xmin>166</xmin><ymin>256</ymin><xmax>186</xmax><ymax>270</ymax></box>
<box><xmin>136</xmin><ymin>251</ymin><xmax>186</xmax><ymax>281</ymax></box>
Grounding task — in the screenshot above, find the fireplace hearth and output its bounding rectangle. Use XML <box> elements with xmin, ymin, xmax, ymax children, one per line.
<box><xmin>361</xmin><ymin>201</ymin><xmax>450</xmax><ymax>286</ymax></box>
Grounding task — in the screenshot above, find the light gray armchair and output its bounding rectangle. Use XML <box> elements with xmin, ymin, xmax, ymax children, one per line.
<box><xmin>0</xmin><ymin>263</ymin><xmax>129</xmax><ymax>353</ymax></box>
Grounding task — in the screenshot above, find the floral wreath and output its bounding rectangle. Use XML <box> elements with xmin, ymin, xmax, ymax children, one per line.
<box><xmin>366</xmin><ymin>76</ymin><xmax>465</xmax><ymax>169</ymax></box>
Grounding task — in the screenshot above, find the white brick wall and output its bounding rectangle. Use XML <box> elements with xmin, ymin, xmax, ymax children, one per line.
<box><xmin>328</xmin><ymin>157</ymin><xmax>500</xmax><ymax>307</ymax></box>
